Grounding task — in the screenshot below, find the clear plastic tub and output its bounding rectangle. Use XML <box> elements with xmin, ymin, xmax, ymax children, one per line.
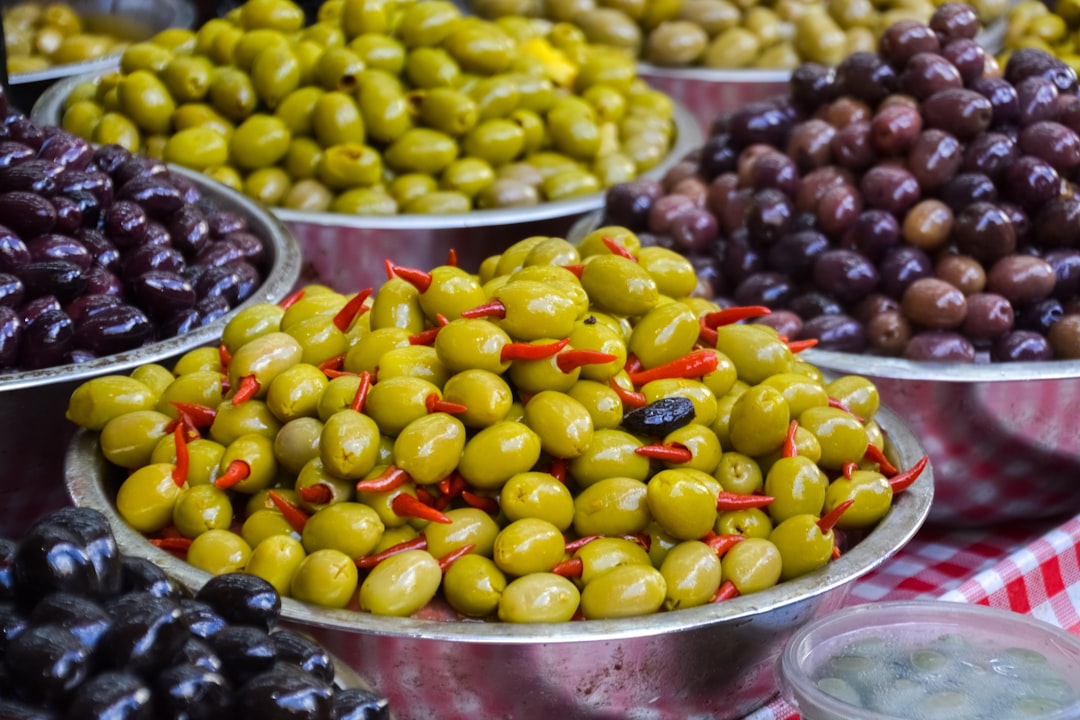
<box><xmin>779</xmin><ymin>600</ymin><xmax>1080</xmax><ymax>720</ymax></box>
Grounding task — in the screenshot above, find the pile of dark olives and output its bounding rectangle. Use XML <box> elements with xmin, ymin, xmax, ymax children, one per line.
<box><xmin>470</xmin><ymin>0</ymin><xmax>1006</xmax><ymax>70</ymax></box>
<box><xmin>66</xmin><ymin>229</ymin><xmax>927</xmax><ymax>623</ymax></box>
<box><xmin>0</xmin><ymin>506</ymin><xmax>390</xmax><ymax>719</ymax></box>
<box><xmin>601</xmin><ymin>3</ymin><xmax>1080</xmax><ymax>362</ymax></box>
<box><xmin>3</xmin><ymin>1</ymin><xmax>128</xmax><ymax>75</ymax></box>
<box><xmin>0</xmin><ymin>88</ymin><xmax>271</xmax><ymax>371</ymax></box>
<box><xmin>54</xmin><ymin>0</ymin><xmax>678</xmax><ymax>216</ymax></box>
<box><xmin>1002</xmin><ymin>0</ymin><xmax>1080</xmax><ymax>73</ymax></box>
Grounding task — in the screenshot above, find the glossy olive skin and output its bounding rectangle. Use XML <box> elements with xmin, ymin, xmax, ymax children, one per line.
<box><xmin>498</xmin><ymin>572</ymin><xmax>580</xmax><ymax>623</ymax></box>
<box><xmin>442</xmin><ymin>554</ymin><xmax>506</xmax><ymax>617</ymax></box>
<box><xmin>358</xmin><ymin>549</ymin><xmax>441</xmax><ymax>616</ymax></box>
<box><xmin>458</xmin><ymin>420</ymin><xmax>542</xmax><ymax>489</ymax></box>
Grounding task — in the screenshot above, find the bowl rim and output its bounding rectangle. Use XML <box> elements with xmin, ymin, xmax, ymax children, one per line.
<box><xmin>779</xmin><ymin>599</ymin><xmax>1080</xmax><ymax>720</ymax></box>
<box><xmin>31</xmin><ymin>72</ymin><xmax>704</xmax><ymax>230</ymax></box>
<box><xmin>65</xmin><ymin>402</ymin><xmax>933</xmax><ymax>644</ymax></box>
<box><xmin>9</xmin><ymin>0</ymin><xmax>197</xmax><ymax>85</ymax></box>
<box><xmin>0</xmin><ymin>163</ymin><xmax>302</xmax><ymax>392</ymax></box>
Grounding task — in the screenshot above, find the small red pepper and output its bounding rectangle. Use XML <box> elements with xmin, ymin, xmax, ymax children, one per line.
<box><xmin>711</xmin><ymin>579</ymin><xmax>740</xmax><ymax>603</ymax></box>
<box><xmin>318</xmin><ymin>354</ymin><xmax>354</xmax><ymax>379</ymax></box>
<box><xmin>698</xmin><ymin>316</ymin><xmax>719</xmax><ymax>347</ymax></box>
<box><xmin>561</xmin><ymin>264</ymin><xmax>584</xmax><ymax>278</ymax></box>
<box><xmin>171</xmin><ymin>423</ymin><xmax>188</xmax><ymax>488</ymax></box>
<box><xmin>350</xmin><ymin>371</ymin><xmax>372</xmax><ymax>413</ymax></box>
<box><xmin>437</xmin><ymin>473</ymin><xmax>467</xmax><ymax>501</ymax></box>
<box><xmin>602</xmin><ymin>236</ymin><xmax>636</xmax><ymax>260</ymax></box>
<box><xmin>863</xmin><ymin>444</ymin><xmax>899</xmax><ymax>477</ymax></box>
<box><xmin>552</xmin><ymin>557</ymin><xmax>583</xmax><ymax>578</ymax></box>
<box><xmin>556</xmin><ymin>349</ymin><xmax>617</xmax><ymax>374</ymax></box>
<box><xmin>889</xmin><ymin>455</ymin><xmax>929</xmax><ymax>494</ymax></box>
<box><xmin>786</xmin><ymin>338</ymin><xmax>819</xmax><ymax>353</ymax></box>
<box><xmin>460</xmin><ymin>299</ymin><xmax>506</xmax><ymax>319</ymax></box>
<box><xmin>702</xmin><ymin>532</ymin><xmax>745</xmax><ymax>556</ymax></box>
<box><xmin>437</xmin><ymin>543</ymin><xmax>475</xmax><ymax>572</ymax></box>
<box><xmin>218</xmin><ymin>343</ymin><xmax>232</xmax><ymax>371</ymax></box>
<box><xmin>461</xmin><ymin>491</ymin><xmax>499</xmax><ymax>514</ymax></box>
<box><xmin>563</xmin><ymin>535</ymin><xmax>602</xmax><ymax>553</ymax></box>
<box><xmin>781</xmin><ymin>419</ymin><xmax>799</xmax><ymax>459</ymax></box>
<box><xmin>621</xmin><ymin>532</ymin><xmax>651</xmax><ymax>551</ymax></box>
<box><xmin>151</xmin><ymin>537</ymin><xmax>192</xmax><ymax>556</ymax></box>
<box><xmin>623</xmin><ymin>354</ymin><xmax>643</xmax><ymax>375</ymax></box>
<box><xmin>716</xmin><ymin>492</ymin><xmax>774</xmax><ymax>511</ymax></box>
<box><xmin>608</xmin><ymin>376</ymin><xmax>647</xmax><ymax>409</ymax></box>
<box><xmin>385</xmin><ymin>260</ymin><xmax>433</xmax><ymax>293</ymax></box>
<box><xmin>277</xmin><ymin>287</ymin><xmax>306</xmax><ymax>309</ymax></box>
<box><xmin>355</xmin><ymin>466</ymin><xmax>411</xmax><ymax>493</ymax></box>
<box><xmin>635</xmin><ymin>442</ymin><xmax>693</xmax><ymax>464</ymax></box>
<box><xmin>703</xmin><ymin>305</ymin><xmax>771</xmax><ymax>328</ymax></box>
<box><xmin>268</xmin><ymin>489</ymin><xmax>310</xmax><ymax>534</ymax></box>
<box><xmin>628</xmin><ymin>349</ymin><xmax>719</xmax><ymax>385</ymax></box>
<box><xmin>171</xmin><ymin>401</ymin><xmax>216</xmax><ymax>429</ymax></box>
<box><xmin>298</xmin><ymin>483</ymin><xmax>333</xmax><ymax>505</ymax></box>
<box><xmin>425</xmin><ymin>392</ymin><xmax>467</xmax><ymax>415</ymax></box>
<box><xmin>230</xmin><ymin>375</ymin><xmax>259</xmax><ymax>405</ymax></box>
<box><xmin>500</xmin><ymin>338</ymin><xmax>570</xmax><ymax>362</ymax></box>
<box><xmin>818</xmin><ymin>499</ymin><xmax>854</xmax><ymax>534</ymax></box>
<box><xmin>392</xmin><ymin>493</ymin><xmax>452</xmax><ymax>524</ymax></box>
<box><xmin>828</xmin><ymin>397</ymin><xmax>865</xmax><ymax>423</ymax></box>
<box><xmin>842</xmin><ymin>461</ymin><xmax>860</xmax><ymax>480</ymax></box>
<box><xmin>415</xmin><ymin>486</ymin><xmax>436</xmax><ymax>506</ymax></box>
<box><xmin>446</xmin><ymin>248</ymin><xmax>458</xmax><ymax>267</ymax></box>
<box><xmin>331</xmin><ymin>288</ymin><xmax>373</xmax><ymax>332</ymax></box>
<box><xmin>355</xmin><ymin>536</ymin><xmax>429</xmax><ymax>569</ymax></box>
<box><xmin>409</xmin><ymin>314</ymin><xmax>449</xmax><ymax>346</ymax></box>
<box><xmin>214</xmin><ymin>460</ymin><xmax>250</xmax><ymax>489</ymax></box>
<box><xmin>548</xmin><ymin>457</ymin><xmax>567</xmax><ymax>484</ymax></box>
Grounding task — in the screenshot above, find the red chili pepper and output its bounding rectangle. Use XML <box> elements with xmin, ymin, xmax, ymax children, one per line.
<box><xmin>268</xmin><ymin>489</ymin><xmax>310</xmax><ymax>534</ymax></box>
<box><xmin>828</xmin><ymin>397</ymin><xmax>865</xmax><ymax>423</ymax></box>
<box><xmin>278</xmin><ymin>287</ymin><xmax>306</xmax><ymax>309</ymax></box>
<box><xmin>787</xmin><ymin>338</ymin><xmax>819</xmax><ymax>353</ymax></box>
<box><xmin>214</xmin><ymin>460</ymin><xmax>250</xmax><ymax>489</ymax></box>
<box><xmin>563</xmin><ymin>535</ymin><xmax>602</xmax><ymax>553</ymax></box>
<box><xmin>355</xmin><ymin>536</ymin><xmax>429</xmax><ymax>569</ymax></box>
<box><xmin>716</xmin><ymin>492</ymin><xmax>774</xmax><ymax>511</ymax></box>
<box><xmin>437</xmin><ymin>543</ymin><xmax>475</xmax><ymax>572</ymax></box>
<box><xmin>230</xmin><ymin>375</ymin><xmax>259</xmax><ymax>405</ymax></box>
<box><xmin>863</xmin><ymin>443</ymin><xmax>899</xmax><ymax>477</ymax></box>
<box><xmin>556</xmin><ymin>349</ymin><xmax>617</xmax><ymax>374</ymax></box>
<box><xmin>818</xmin><ymin>499</ymin><xmax>854</xmax><ymax>534</ymax></box>
<box><xmin>702</xmin><ymin>531</ymin><xmax>745</xmax><ymax>556</ymax></box>
<box><xmin>171</xmin><ymin>423</ymin><xmax>188</xmax><ymax>488</ymax></box>
<box><xmin>150</xmin><ymin>537</ymin><xmax>193</xmax><ymax>555</ymax></box>
<box><xmin>350</xmin><ymin>371</ymin><xmax>372</xmax><ymax>413</ymax></box>
<box><xmin>356</xmin><ymin>466</ymin><xmax>411</xmax><ymax>493</ymax></box>
<box><xmin>385</xmin><ymin>261</ymin><xmax>433</xmax><ymax>293</ymax></box>
<box><xmin>832</xmin><ymin>545</ymin><xmax>842</xmax><ymax>560</ymax></box>
<box><xmin>318</xmin><ymin>354</ymin><xmax>355</xmax><ymax>379</ymax></box>
<box><xmin>392</xmin><ymin>493</ymin><xmax>452</xmax><ymax>524</ymax></box>
<box><xmin>608</xmin><ymin>376</ymin><xmax>647</xmax><ymax>409</ymax></box>
<box><xmin>447</xmin><ymin>248</ymin><xmax>458</xmax><ymax>267</ymax></box>
<box><xmin>409</xmin><ymin>314</ymin><xmax>449</xmax><ymax>346</ymax></box>
<box><xmin>842</xmin><ymin>461</ymin><xmax>859</xmax><ymax>480</ymax></box>
<box><xmin>461</xmin><ymin>491</ymin><xmax>499</xmax><ymax>514</ymax></box>
<box><xmin>623</xmin><ymin>354</ymin><xmax>643</xmax><ymax>375</ymax></box>
<box><xmin>298</xmin><ymin>483</ymin><xmax>333</xmax><ymax>505</ymax></box>
<box><xmin>332</xmin><ymin>288</ymin><xmax>373</xmax><ymax>332</ymax></box>
<box><xmin>519</xmin><ymin>390</ymin><xmax>535</xmax><ymax>406</ymax></box>
<box><xmin>628</xmin><ymin>349</ymin><xmax>719</xmax><ymax>385</ymax></box>
<box><xmin>171</xmin><ymin>401</ymin><xmax>216</xmax><ymax>429</ymax></box>
<box><xmin>437</xmin><ymin>473</ymin><xmax>467</xmax><ymax>501</ymax></box>
<box><xmin>782</xmin><ymin>419</ymin><xmax>799</xmax><ymax>459</ymax></box>
<box><xmin>635</xmin><ymin>442</ymin><xmax>693</xmax><ymax>464</ymax></box>
<box><xmin>554</xmin><ymin>558</ymin><xmax>584</xmax><ymax>578</ymax></box>
<box><xmin>548</xmin><ymin>457</ymin><xmax>567</xmax><ymax>484</ymax></box>
<box><xmin>160</xmin><ymin>525</ymin><xmax>184</xmax><ymax>539</ymax></box>
<box><xmin>602</xmin><ymin>236</ymin><xmax>636</xmax><ymax>260</ymax></box>
<box><xmin>620</xmin><ymin>533</ymin><xmax>651</xmax><ymax>551</ymax></box>
<box><xmin>218</xmin><ymin>343</ymin><xmax>232</xmax><ymax>371</ymax></box>
<box><xmin>425</xmin><ymin>392</ymin><xmax>467</xmax><ymax>415</ymax></box>
<box><xmin>711</xmin><ymin>579</ymin><xmax>740</xmax><ymax>603</ymax></box>
<box><xmin>703</xmin><ymin>305</ymin><xmax>771</xmax><ymax>328</ymax></box>
<box><xmin>561</xmin><ymin>264</ymin><xmax>584</xmax><ymax>278</ymax></box>
<box><xmin>500</xmin><ymin>338</ymin><xmax>570</xmax><ymax>362</ymax></box>
<box><xmin>460</xmin><ymin>299</ymin><xmax>507</xmax><ymax>319</ymax></box>
<box><xmin>889</xmin><ymin>455</ymin><xmax>928</xmax><ymax>494</ymax></box>
<box><xmin>415</xmin><ymin>486</ymin><xmax>435</xmax><ymax>505</ymax></box>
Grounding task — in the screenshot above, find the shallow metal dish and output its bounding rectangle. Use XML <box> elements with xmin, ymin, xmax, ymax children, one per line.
<box><xmin>65</xmin><ymin>404</ymin><xmax>932</xmax><ymax>720</ymax></box>
<box><xmin>6</xmin><ymin>0</ymin><xmax>196</xmax><ymax>111</ymax></box>
<box><xmin>0</xmin><ymin>163</ymin><xmax>301</xmax><ymax>536</ymax></box>
<box><xmin>33</xmin><ymin>74</ymin><xmax>703</xmax><ymax>291</ymax></box>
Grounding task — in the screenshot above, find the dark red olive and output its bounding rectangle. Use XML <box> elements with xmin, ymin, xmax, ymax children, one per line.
<box><xmin>92</xmin><ymin>144</ymin><xmax>133</xmax><ymax>175</ymax></box>
<box><xmin>332</xmin><ymin>688</ymin><xmax>391</xmax><ymax>720</ymax></box>
<box><xmin>0</xmin><ymin>273</ymin><xmax>25</xmax><ymax>308</ymax></box>
<box><xmin>37</xmin><ymin>132</ymin><xmax>94</xmax><ymax>172</ymax></box>
<box><xmin>83</xmin><ymin>266</ymin><xmax>123</xmax><ymax>296</ymax></box>
<box><xmin>20</xmin><ymin>308</ymin><xmax>74</xmax><ymax>369</ymax></box>
<box><xmin>74</xmin><ymin>304</ymin><xmax>153</xmax><ymax>356</ymax></box>
<box><xmin>27</xmin><ymin>234</ymin><xmax>91</xmax><ymax>271</ymax></box>
<box><xmin>206</xmin><ymin>210</ymin><xmax>247</xmax><ymax>239</ymax></box>
<box><xmin>21</xmin><ymin>260</ymin><xmax>86</xmax><ymax>304</ymax></box>
<box><xmin>118</xmin><ymin>175</ymin><xmax>185</xmax><ymax>219</ymax></box>
<box><xmin>0</xmin><ymin>191</ymin><xmax>57</xmax><ymax>239</ymax></box>
<box><xmin>0</xmin><ymin>305</ymin><xmax>22</xmax><ymax>368</ymax></box>
<box><xmin>0</xmin><ymin>141</ymin><xmax>36</xmax><ymax>169</ymax></box>
<box><xmin>167</xmin><ymin>204</ymin><xmax>211</xmax><ymax>257</ymax></box>
<box><xmin>0</xmin><ymin>159</ymin><xmax>63</xmax><ymax>195</ymax></box>
<box><xmin>130</xmin><ymin>271</ymin><xmax>197</xmax><ymax>317</ymax></box>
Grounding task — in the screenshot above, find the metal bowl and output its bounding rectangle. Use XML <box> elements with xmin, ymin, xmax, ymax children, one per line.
<box><xmin>32</xmin><ymin>74</ymin><xmax>703</xmax><ymax>292</ymax></box>
<box><xmin>65</xmin><ymin>404</ymin><xmax>932</xmax><ymax>720</ymax></box>
<box><xmin>6</xmin><ymin>0</ymin><xmax>196</xmax><ymax>112</ymax></box>
<box><xmin>0</xmin><ymin>163</ymin><xmax>301</xmax><ymax>537</ymax></box>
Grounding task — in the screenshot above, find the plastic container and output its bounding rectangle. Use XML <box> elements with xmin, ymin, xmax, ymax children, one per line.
<box><xmin>779</xmin><ymin>600</ymin><xmax>1080</xmax><ymax>720</ymax></box>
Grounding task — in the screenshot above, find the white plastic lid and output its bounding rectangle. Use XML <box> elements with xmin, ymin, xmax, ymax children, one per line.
<box><xmin>778</xmin><ymin>600</ymin><xmax>1080</xmax><ymax>720</ymax></box>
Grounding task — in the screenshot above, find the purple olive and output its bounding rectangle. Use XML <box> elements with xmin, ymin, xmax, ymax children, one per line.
<box><xmin>82</xmin><ymin>266</ymin><xmax>123</xmax><ymax>296</ymax></box>
<box><xmin>798</xmin><ymin>314</ymin><xmax>867</xmax><ymax>353</ymax></box>
<box><xmin>206</xmin><ymin>211</ymin><xmax>247</xmax><ymax>239</ymax></box>
<box><xmin>0</xmin><ymin>226</ymin><xmax>30</xmax><ymax>273</ymax></box>
<box><xmin>122</xmin><ymin>245</ymin><xmax>185</xmax><ymax>278</ymax></box>
<box><xmin>0</xmin><ymin>191</ymin><xmax>57</xmax><ymax>238</ymax></box>
<box><xmin>0</xmin><ymin>305</ymin><xmax>22</xmax><ymax>368</ymax></box>
<box><xmin>167</xmin><ymin>205</ymin><xmax>211</xmax><ymax>258</ymax></box>
<box><xmin>0</xmin><ymin>159</ymin><xmax>63</xmax><ymax>195</ymax></box>
<box><xmin>118</xmin><ymin>176</ymin><xmax>185</xmax><ymax>219</ymax></box>
<box><xmin>21</xmin><ymin>295</ymin><xmax>61</xmax><ymax>324</ymax></box>
<box><xmin>74</xmin><ymin>304</ymin><xmax>153</xmax><ymax>356</ymax></box>
<box><xmin>130</xmin><ymin>271</ymin><xmax>197</xmax><ymax>317</ymax></box>
<box><xmin>21</xmin><ymin>260</ymin><xmax>86</xmax><ymax>303</ymax></box>
<box><xmin>27</xmin><ymin>234</ymin><xmax>91</xmax><ymax>271</ymax></box>
<box><xmin>75</xmin><ymin>229</ymin><xmax>120</xmax><ymax>272</ymax></box>
<box><xmin>0</xmin><ymin>273</ymin><xmax>25</xmax><ymax>308</ymax></box>
<box><xmin>55</xmin><ymin>169</ymin><xmax>114</xmax><ymax>208</ymax></box>
<box><xmin>20</xmin><ymin>308</ymin><xmax>74</xmax><ymax>369</ymax></box>
<box><xmin>51</xmin><ymin>196</ymin><xmax>84</xmax><ymax>235</ymax></box>
<box><xmin>65</xmin><ymin>294</ymin><xmax>124</xmax><ymax>325</ymax></box>
<box><xmin>37</xmin><ymin>132</ymin><xmax>93</xmax><ymax>172</ymax></box>
<box><xmin>195</xmin><ymin>241</ymin><xmax>246</xmax><ymax>270</ymax></box>
<box><xmin>222</xmin><ymin>232</ymin><xmax>266</xmax><ymax>266</ymax></box>
<box><xmin>0</xmin><ymin>142</ymin><xmax>36</xmax><ymax>169</ymax></box>
<box><xmin>93</xmin><ymin>144</ymin><xmax>134</xmax><ymax>175</ymax></box>
<box><xmin>196</xmin><ymin>295</ymin><xmax>232</xmax><ymax>326</ymax></box>
<box><xmin>102</xmin><ymin>201</ymin><xmax>148</xmax><ymax>251</ymax></box>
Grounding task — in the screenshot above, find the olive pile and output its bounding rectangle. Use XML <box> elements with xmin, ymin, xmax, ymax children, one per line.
<box><xmin>0</xmin><ymin>506</ymin><xmax>390</xmax><ymax>719</ymax></box>
<box><xmin>54</xmin><ymin>0</ymin><xmax>678</xmax><ymax>216</ymax></box>
<box><xmin>602</xmin><ymin>3</ymin><xmax>1080</xmax><ymax>362</ymax></box>
<box><xmin>0</xmin><ymin>88</ymin><xmax>271</xmax><ymax>371</ymax></box>
<box><xmin>470</xmin><ymin>0</ymin><xmax>1006</xmax><ymax>70</ymax></box>
<box><xmin>67</xmin><ymin>229</ymin><xmax>926</xmax><ymax>623</ymax></box>
<box><xmin>3</xmin><ymin>1</ymin><xmax>127</xmax><ymax>75</ymax></box>
<box><xmin>1002</xmin><ymin>0</ymin><xmax>1080</xmax><ymax>74</ymax></box>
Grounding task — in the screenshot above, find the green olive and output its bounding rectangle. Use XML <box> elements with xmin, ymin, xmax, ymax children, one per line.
<box><xmin>275</xmin><ymin>86</ymin><xmax>324</xmax><ymax>136</ymax></box>
<box><xmin>173</xmin><ymin>484</ymin><xmax>233</xmax><ymax>538</ymax></box>
<box><xmin>163</xmin><ymin>127</ymin><xmax>229</xmax><ymax>171</ymax></box>
<box><xmin>823</xmin><ymin>469</ymin><xmax>893</xmax><ymax>529</ymax></box>
<box><xmin>348</xmin><ymin>33</ymin><xmax>406</xmax><ymax>74</ymax></box>
<box><xmin>443</xmin><ymin>21</ymin><xmax>514</xmax><ymax>74</ymax></box>
<box><xmin>100</xmin><ymin>410</ymin><xmax>173</xmax><ymax>469</ymax></box>
<box><xmin>443</xmin><ymin>554</ymin><xmax>506</xmax><ymax>617</ymax></box>
<box><xmin>296</xmin><ymin>457</ymin><xmax>355</xmax><ymax>513</ymax></box>
<box><xmin>292</xmin><ymin>548</ymin><xmax>359</xmax><ymax>608</ymax></box>
<box><xmin>499</xmin><ymin>471</ymin><xmax>575</xmax><ymax>530</ymax></box>
<box><xmin>221</xmin><ymin>303</ymin><xmax>285</xmax><ymax>355</ymax></box>
<box><xmin>312</xmin><ymin>91</ymin><xmax>366</xmax><ymax>147</ymax></box>
<box><xmin>210</xmin><ymin>399</ymin><xmax>283</xmax><ymax>445</ymax></box>
<box><xmin>638</xmin><ymin>247</ymin><xmax>698</xmax><ymax>299</ymax></box>
<box><xmin>173</xmin><ymin>347</ymin><xmax>224</xmax><ymax>376</ymax></box>
<box><xmin>580</xmin><ymin>564</ymin><xmax>666</xmax><ymax>619</ymax></box>
<box><xmin>629</xmin><ymin>302</ymin><xmax>699</xmax><ymax>369</ymax></box>
<box><xmin>66</xmin><ymin>375</ymin><xmax>157</xmax><ymax>430</ymax></box>
<box><xmin>568</xmin><ymin>428</ymin><xmax>649</xmax><ymax>487</ymax></box>
<box><xmin>825</xmin><ymin>375</ymin><xmax>880</xmax><ymax>422</ymax></box>
<box><xmin>159</xmin><ymin>55</ymin><xmax>214</xmax><ymax>104</ymax></box>
<box><xmin>117</xmin><ymin>70</ymin><xmax>175</xmax><ymax>135</ymax></box>
<box><xmin>769</xmin><ymin>513</ymin><xmax>836</xmax><ymax>581</ymax></box>
<box><xmin>728</xmin><ymin>384</ymin><xmax>790</xmax><ymax>457</ymax></box>
<box><xmin>441</xmin><ymin>369</ymin><xmax>513</xmax><ymax>429</ymax></box>
<box><xmin>498</xmin><ymin>572</ymin><xmax>580</xmax><ymax>622</ymax></box>
<box><xmin>229</xmin><ymin>114</ymin><xmax>291</xmax><ymax>171</ymax></box>
<box><xmin>228</xmin><ymin>331</ymin><xmax>303</xmax><ymax>398</ymax></box>
<box><xmin>315</xmin><ymin>46</ymin><xmax>365</xmax><ymax>92</ymax></box>
<box><xmin>522</xmin><ymin>390</ymin><xmax>594</xmax><ymax>459</ymax></box>
<box><xmin>393</xmin><ymin>412</ymin><xmax>466</xmax><ymax>485</ymax></box>
<box><xmin>425</xmin><ymin>507</ymin><xmax>501</xmax><ymax>557</ymax></box>
<box><xmin>580</xmin><ymin>254</ymin><xmax>659</xmax><ymax>317</ymax></box>
<box><xmin>251</xmin><ymin>43</ymin><xmax>301</xmax><ymax>109</ymax></box>
<box><xmin>713</xmin><ymin>324</ymin><xmax>794</xmax><ymax>384</ymax></box>
<box><xmin>660</xmin><ymin>540</ymin><xmax>722</xmax><ymax>610</ymax></box>
<box><xmin>246</xmin><ymin>534</ymin><xmax>306</xmax><ymax>596</ymax></box>
<box><xmin>320</xmin><ymin>408</ymin><xmax>382</xmax><ymax>480</ymax></box>
<box><xmin>647</xmin><ymin>468</ymin><xmax>720</xmax><ymax>540</ymax></box>
<box><xmin>384</xmin><ymin>127</ymin><xmax>459</xmax><ymax>174</ymax></box>
<box><xmin>493</xmin><ymin>517</ymin><xmax>566</xmax><ymax>575</ymax></box>
<box><xmin>799</xmin><ymin>406</ymin><xmax>869</xmax><ymax>470</ymax></box>
<box><xmin>458</xmin><ymin>420</ymin><xmax>542</xmax><ymax>490</ymax></box>
<box><xmin>273</xmin><ymin>416</ymin><xmax>324</xmax><ymax>475</ymax></box>
<box><xmin>217</xmin><ymin>432</ymin><xmax>277</xmax><ymax>494</ymax></box>
<box><xmin>187</xmin><ymin>529</ymin><xmax>252</xmax><ymax>575</ymax></box>
<box><xmin>720</xmin><ymin>536</ymin><xmax>782</xmax><ymax>595</ymax></box>
<box><xmin>761</xmin><ymin>373</ymin><xmax>829</xmax><ymax>418</ymax></box>
<box><xmin>764</xmin><ymin>455</ymin><xmax>828</xmax><ymax>523</ymax></box>
<box><xmin>209</xmin><ymin>67</ymin><xmax>258</xmax><ymax>122</ymax></box>
<box><xmin>345</xmin><ymin>327</ymin><xmax>411</xmax><ymax>375</ymax></box>
<box><xmin>642</xmin><ymin>378</ymin><xmax>718</xmax><ymax>427</ymax></box>
<box><xmin>566</xmin><ymin>379</ymin><xmax>623</xmax><ymax>430</ymax></box>
<box><xmin>573</xmin><ymin>476</ymin><xmax>650</xmax><ymax>536</ymax></box>
<box><xmin>358</xmin><ymin>548</ymin><xmax>442</xmax><ymax>616</ymax></box>
<box><xmin>301</xmin><ymin>501</ymin><xmax>384</xmax><ymax>557</ymax></box>
<box><xmin>129</xmin><ymin>364</ymin><xmax>174</xmax><ymax>398</ymax></box>
<box><xmin>355</xmin><ymin>70</ymin><xmax>412</xmax><ymax>143</ymax></box>
<box><xmin>716</xmin><ymin>507</ymin><xmax>772</xmax><ymax>539</ymax></box>
<box><xmin>376</xmin><ymin>344</ymin><xmax>450</xmax><ymax>387</ymax></box>
<box><xmin>116</xmin><ymin>462</ymin><xmax>183</xmax><ymax>533</ymax></box>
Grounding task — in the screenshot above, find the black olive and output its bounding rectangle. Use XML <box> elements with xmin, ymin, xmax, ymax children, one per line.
<box><xmin>236</xmin><ymin>665</ymin><xmax>333</xmax><ymax>720</ymax></box>
<box><xmin>13</xmin><ymin>522</ymin><xmax>96</xmax><ymax>606</ymax></box>
<box><xmin>96</xmin><ymin>593</ymin><xmax>186</xmax><ymax>677</ymax></box>
<box><xmin>153</xmin><ymin>664</ymin><xmax>232</xmax><ymax>720</ymax></box>
<box><xmin>0</xmin><ymin>696</ymin><xmax>56</xmax><ymax>719</ymax></box>
<box><xmin>63</xmin><ymin>670</ymin><xmax>153</xmax><ymax>720</ymax></box>
<box><xmin>270</xmin><ymin>629</ymin><xmax>335</xmax><ymax>685</ymax></box>
<box><xmin>45</xmin><ymin>508</ymin><xmax>122</xmax><ymax>598</ymax></box>
<box><xmin>171</xmin><ymin>636</ymin><xmax>224</xmax><ymax>675</ymax></box>
<box><xmin>118</xmin><ymin>556</ymin><xmax>181</xmax><ymax>600</ymax></box>
<box><xmin>178</xmin><ymin>598</ymin><xmax>228</xmax><ymax>641</ymax></box>
<box><xmin>331</xmin><ymin>688</ymin><xmax>391</xmax><ymax>720</ymax></box>
<box><xmin>0</xmin><ymin>538</ymin><xmax>16</xmax><ymax>601</ymax></box>
<box><xmin>210</xmin><ymin>626</ymin><xmax>276</xmax><ymax>686</ymax></box>
<box><xmin>0</xmin><ymin>600</ymin><xmax>27</xmax><ymax>655</ymax></box>
<box><xmin>5</xmin><ymin>624</ymin><xmax>91</xmax><ymax>705</ymax></box>
<box><xmin>27</xmin><ymin>593</ymin><xmax>111</xmax><ymax>649</ymax></box>
<box><xmin>195</xmin><ymin>574</ymin><xmax>280</xmax><ymax>633</ymax></box>
<box><xmin>621</xmin><ymin>396</ymin><xmax>697</xmax><ymax>436</ymax></box>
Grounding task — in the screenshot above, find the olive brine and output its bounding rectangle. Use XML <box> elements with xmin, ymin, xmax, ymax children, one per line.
<box><xmin>67</xmin><ymin>229</ymin><xmax>928</xmax><ymax>622</ymax></box>
<box><xmin>0</xmin><ymin>506</ymin><xmax>390</xmax><ymax>720</ymax></box>
<box><xmin>603</xmin><ymin>3</ymin><xmax>1080</xmax><ymax>362</ymax></box>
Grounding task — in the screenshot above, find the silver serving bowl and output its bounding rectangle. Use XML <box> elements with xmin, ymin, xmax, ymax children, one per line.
<box><xmin>65</xmin><ymin>404</ymin><xmax>932</xmax><ymax>720</ymax></box>
<box><xmin>32</xmin><ymin>74</ymin><xmax>703</xmax><ymax>292</ymax></box>
<box><xmin>6</xmin><ymin>0</ymin><xmax>196</xmax><ymax>112</ymax></box>
<box><xmin>0</xmin><ymin>163</ymin><xmax>301</xmax><ymax>536</ymax></box>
